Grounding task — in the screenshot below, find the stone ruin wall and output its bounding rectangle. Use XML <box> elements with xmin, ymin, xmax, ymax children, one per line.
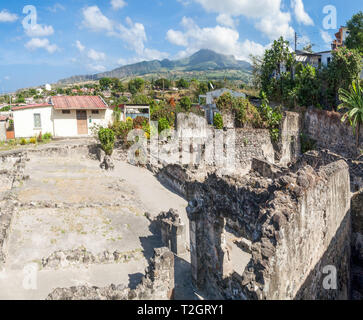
<box><xmin>46</xmin><ymin>247</ymin><xmax>175</xmax><ymax>300</ymax></box>
<box><xmin>0</xmin><ymin>122</ymin><xmax>6</xmax><ymax>142</ymax></box>
<box><xmin>0</xmin><ymin>150</ymin><xmax>29</xmax><ymax>268</ymax></box>
<box><xmin>186</xmin><ymin>159</ymin><xmax>351</xmax><ymax>300</ymax></box>
<box><xmin>304</xmin><ymin>108</ymin><xmax>363</xmax><ymax>158</ymax></box>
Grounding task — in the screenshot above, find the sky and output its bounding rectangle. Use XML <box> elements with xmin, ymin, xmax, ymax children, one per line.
<box><xmin>0</xmin><ymin>0</ymin><xmax>361</xmax><ymax>93</ymax></box>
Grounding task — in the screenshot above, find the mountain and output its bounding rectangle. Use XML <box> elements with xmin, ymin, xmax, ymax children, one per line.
<box><xmin>58</xmin><ymin>49</ymin><xmax>252</xmax><ymax>84</ymax></box>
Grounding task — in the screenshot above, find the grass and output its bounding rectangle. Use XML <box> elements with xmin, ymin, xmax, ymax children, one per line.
<box><xmin>0</xmin><ymin>138</ymin><xmax>53</xmax><ymax>151</ymax></box>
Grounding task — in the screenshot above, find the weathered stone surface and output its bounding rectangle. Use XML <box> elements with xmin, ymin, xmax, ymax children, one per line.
<box><xmin>41</xmin><ymin>247</ymin><xmax>144</xmax><ymax>269</ymax></box>
<box><xmin>155</xmin><ymin>209</ymin><xmax>187</xmax><ymax>255</ymax></box>
<box><xmin>186</xmin><ymin>159</ymin><xmax>351</xmax><ymax>300</ymax></box>
<box><xmin>46</xmin><ymin>247</ymin><xmax>175</xmax><ymax>300</ymax></box>
<box><xmin>304</xmin><ymin>108</ymin><xmax>363</xmax><ymax>158</ymax></box>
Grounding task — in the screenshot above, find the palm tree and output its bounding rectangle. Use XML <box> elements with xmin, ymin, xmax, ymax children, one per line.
<box><xmin>338</xmin><ymin>80</ymin><xmax>363</xmax><ymax>149</ymax></box>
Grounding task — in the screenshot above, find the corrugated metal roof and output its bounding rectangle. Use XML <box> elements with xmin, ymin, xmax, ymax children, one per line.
<box><xmin>51</xmin><ymin>96</ymin><xmax>108</xmax><ymax>110</ymax></box>
<box><xmin>12</xmin><ymin>103</ymin><xmax>52</xmax><ymax>111</ymax></box>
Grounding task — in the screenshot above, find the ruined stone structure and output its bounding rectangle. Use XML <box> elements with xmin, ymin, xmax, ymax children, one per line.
<box><xmin>0</xmin><ymin>150</ymin><xmax>28</xmax><ymax>268</ymax></box>
<box><xmin>304</xmin><ymin>108</ymin><xmax>363</xmax><ymax>158</ymax></box>
<box><xmin>186</xmin><ymin>159</ymin><xmax>351</xmax><ymax>300</ymax></box>
<box><xmin>275</xmin><ymin>112</ymin><xmax>301</xmax><ymax>166</ymax></box>
<box><xmin>155</xmin><ymin>209</ymin><xmax>186</xmax><ymax>255</ymax></box>
<box><xmin>46</xmin><ymin>247</ymin><xmax>175</xmax><ymax>300</ymax></box>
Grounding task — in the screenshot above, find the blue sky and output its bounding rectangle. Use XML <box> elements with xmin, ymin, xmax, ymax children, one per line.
<box><xmin>0</xmin><ymin>0</ymin><xmax>361</xmax><ymax>93</ymax></box>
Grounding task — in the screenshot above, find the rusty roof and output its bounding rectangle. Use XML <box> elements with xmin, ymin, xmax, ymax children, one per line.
<box><xmin>51</xmin><ymin>96</ymin><xmax>108</xmax><ymax>110</ymax></box>
<box><xmin>12</xmin><ymin>103</ymin><xmax>52</xmax><ymax>111</ymax></box>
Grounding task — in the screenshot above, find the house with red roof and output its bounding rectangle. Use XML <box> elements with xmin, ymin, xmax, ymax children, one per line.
<box><xmin>12</xmin><ymin>96</ymin><xmax>113</xmax><ymax>138</ymax></box>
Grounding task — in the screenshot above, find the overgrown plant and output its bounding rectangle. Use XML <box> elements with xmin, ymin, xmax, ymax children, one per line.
<box><xmin>213</xmin><ymin>113</ymin><xmax>223</xmax><ymax>129</ymax></box>
<box><xmin>338</xmin><ymin>80</ymin><xmax>363</xmax><ymax>148</ymax></box>
<box><xmin>98</xmin><ymin>127</ymin><xmax>115</xmax><ymax>156</ymax></box>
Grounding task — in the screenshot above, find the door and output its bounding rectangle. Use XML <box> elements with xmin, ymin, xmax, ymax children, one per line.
<box><xmin>76</xmin><ymin>110</ymin><xmax>88</xmax><ymax>135</ymax></box>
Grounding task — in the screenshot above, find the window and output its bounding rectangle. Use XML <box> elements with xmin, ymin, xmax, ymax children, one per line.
<box><xmin>92</xmin><ymin>110</ymin><xmax>99</xmax><ymax>114</ymax></box>
<box><xmin>62</xmin><ymin>110</ymin><xmax>71</xmax><ymax>114</ymax></box>
<box><xmin>33</xmin><ymin>113</ymin><xmax>41</xmax><ymax>128</ymax></box>
<box><xmin>327</xmin><ymin>57</ymin><xmax>331</xmax><ymax>64</ymax></box>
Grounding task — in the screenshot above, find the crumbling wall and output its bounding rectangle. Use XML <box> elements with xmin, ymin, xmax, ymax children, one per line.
<box><xmin>0</xmin><ymin>150</ymin><xmax>28</xmax><ymax>269</ymax></box>
<box><xmin>304</xmin><ymin>108</ymin><xmax>363</xmax><ymax>158</ymax></box>
<box><xmin>186</xmin><ymin>160</ymin><xmax>351</xmax><ymax>300</ymax></box>
<box><xmin>46</xmin><ymin>247</ymin><xmax>175</xmax><ymax>300</ymax></box>
<box><xmin>291</xmin><ymin>149</ymin><xmax>363</xmax><ymax>192</ymax></box>
<box><xmin>155</xmin><ymin>209</ymin><xmax>186</xmax><ymax>255</ymax></box>
<box><xmin>0</xmin><ymin>122</ymin><xmax>6</xmax><ymax>142</ymax></box>
<box><xmin>276</xmin><ymin>111</ymin><xmax>301</xmax><ymax>166</ymax></box>
<box><xmin>351</xmin><ymin>190</ymin><xmax>363</xmax><ymax>300</ymax></box>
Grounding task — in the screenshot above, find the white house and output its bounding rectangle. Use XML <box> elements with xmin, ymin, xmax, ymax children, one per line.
<box><xmin>12</xmin><ymin>96</ymin><xmax>113</xmax><ymax>138</ymax></box>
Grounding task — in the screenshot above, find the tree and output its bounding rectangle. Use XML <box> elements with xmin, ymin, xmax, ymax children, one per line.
<box><xmin>99</xmin><ymin>78</ymin><xmax>112</xmax><ymax>91</ymax></box>
<box><xmin>179</xmin><ymin>96</ymin><xmax>191</xmax><ymax>112</ymax></box>
<box><xmin>345</xmin><ymin>11</ymin><xmax>363</xmax><ymax>55</ymax></box>
<box><xmin>327</xmin><ymin>47</ymin><xmax>362</xmax><ymax>106</ymax></box>
<box><xmin>112</xmin><ymin>78</ymin><xmax>124</xmax><ymax>92</ymax></box>
<box><xmin>250</xmin><ymin>54</ymin><xmax>263</xmax><ymax>89</ymax></box>
<box><xmin>154</xmin><ymin>78</ymin><xmax>171</xmax><ymax>90</ymax></box>
<box><xmin>176</xmin><ymin>78</ymin><xmax>189</xmax><ymax>89</ymax></box>
<box><xmin>128</xmin><ymin>78</ymin><xmax>145</xmax><ymax>94</ymax></box>
<box><xmin>260</xmin><ymin>37</ymin><xmax>294</xmax><ymax>100</ymax></box>
<box><xmin>338</xmin><ymin>80</ymin><xmax>363</xmax><ymax>148</ymax></box>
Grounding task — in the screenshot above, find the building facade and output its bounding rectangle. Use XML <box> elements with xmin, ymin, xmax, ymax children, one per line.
<box><xmin>12</xmin><ymin>96</ymin><xmax>113</xmax><ymax>138</ymax></box>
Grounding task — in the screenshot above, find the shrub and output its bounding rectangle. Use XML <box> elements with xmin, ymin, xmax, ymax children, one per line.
<box><xmin>158</xmin><ymin>117</ymin><xmax>170</xmax><ymax>133</ymax></box>
<box><xmin>133</xmin><ymin>116</ymin><xmax>148</xmax><ymax>129</ymax></box>
<box><xmin>179</xmin><ymin>96</ymin><xmax>191</xmax><ymax>112</ymax></box>
<box><xmin>213</xmin><ymin>113</ymin><xmax>223</xmax><ymax>129</ymax></box>
<box><xmin>98</xmin><ymin>127</ymin><xmax>115</xmax><ymax>156</ymax></box>
<box><xmin>20</xmin><ymin>138</ymin><xmax>27</xmax><ymax>145</ymax></box>
<box><xmin>29</xmin><ymin>137</ymin><xmax>37</xmax><ymax>144</ymax></box>
<box><xmin>42</xmin><ymin>132</ymin><xmax>53</xmax><ymax>140</ymax></box>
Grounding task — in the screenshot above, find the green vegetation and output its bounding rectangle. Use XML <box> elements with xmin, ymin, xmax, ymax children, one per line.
<box><xmin>345</xmin><ymin>11</ymin><xmax>363</xmax><ymax>55</ymax></box>
<box><xmin>98</xmin><ymin>128</ymin><xmax>115</xmax><ymax>156</ymax></box>
<box><xmin>213</xmin><ymin>113</ymin><xmax>223</xmax><ymax>129</ymax></box>
<box><xmin>338</xmin><ymin>80</ymin><xmax>363</xmax><ymax>147</ymax></box>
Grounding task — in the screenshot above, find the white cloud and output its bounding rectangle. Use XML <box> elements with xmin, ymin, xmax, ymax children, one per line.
<box><xmin>75</xmin><ymin>40</ymin><xmax>85</xmax><ymax>52</ymax></box>
<box><xmin>193</xmin><ymin>0</ymin><xmax>295</xmax><ymax>40</ymax></box>
<box><xmin>111</xmin><ymin>0</ymin><xmax>127</xmax><ymax>10</ymax></box>
<box><xmin>117</xmin><ymin>58</ymin><xmax>127</xmax><ymax>65</ymax></box>
<box><xmin>255</xmin><ymin>11</ymin><xmax>294</xmax><ymax>40</ymax></box>
<box><xmin>25</xmin><ymin>38</ymin><xmax>58</xmax><ymax>53</ymax></box>
<box><xmin>320</xmin><ymin>29</ymin><xmax>333</xmax><ymax>45</ymax></box>
<box><xmin>216</xmin><ymin>14</ymin><xmax>237</xmax><ymax>28</ymax></box>
<box><xmin>87</xmin><ymin>49</ymin><xmax>106</xmax><ymax>61</ymax></box>
<box><xmin>166</xmin><ymin>17</ymin><xmax>266</xmax><ymax>61</ymax></box>
<box><xmin>166</xmin><ymin>30</ymin><xmax>188</xmax><ymax>46</ymax></box>
<box><xmin>82</xmin><ymin>6</ymin><xmax>113</xmax><ymax>32</ymax></box>
<box><xmin>0</xmin><ymin>10</ymin><xmax>18</xmax><ymax>22</ymax></box>
<box><xmin>291</xmin><ymin>0</ymin><xmax>314</xmax><ymax>26</ymax></box>
<box><xmin>89</xmin><ymin>64</ymin><xmax>106</xmax><ymax>72</ymax></box>
<box><xmin>25</xmin><ymin>24</ymin><xmax>54</xmax><ymax>37</ymax></box>
<box><xmin>83</xmin><ymin>8</ymin><xmax>167</xmax><ymax>61</ymax></box>
<box><xmin>48</xmin><ymin>3</ymin><xmax>65</xmax><ymax>13</ymax></box>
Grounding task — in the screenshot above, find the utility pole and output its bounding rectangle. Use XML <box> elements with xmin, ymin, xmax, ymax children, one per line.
<box><xmin>294</xmin><ymin>32</ymin><xmax>298</xmax><ymax>52</ymax></box>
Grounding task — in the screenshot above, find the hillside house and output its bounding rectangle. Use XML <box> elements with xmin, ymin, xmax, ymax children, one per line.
<box><xmin>12</xmin><ymin>96</ymin><xmax>113</xmax><ymax>138</ymax></box>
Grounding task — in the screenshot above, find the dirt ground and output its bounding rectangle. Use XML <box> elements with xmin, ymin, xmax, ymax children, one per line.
<box><xmin>0</xmin><ymin>146</ymin><xmax>193</xmax><ymax>299</ymax></box>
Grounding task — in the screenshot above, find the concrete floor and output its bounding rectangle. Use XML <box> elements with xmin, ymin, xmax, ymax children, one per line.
<box><xmin>0</xmin><ymin>150</ymin><xmax>192</xmax><ymax>300</ymax></box>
